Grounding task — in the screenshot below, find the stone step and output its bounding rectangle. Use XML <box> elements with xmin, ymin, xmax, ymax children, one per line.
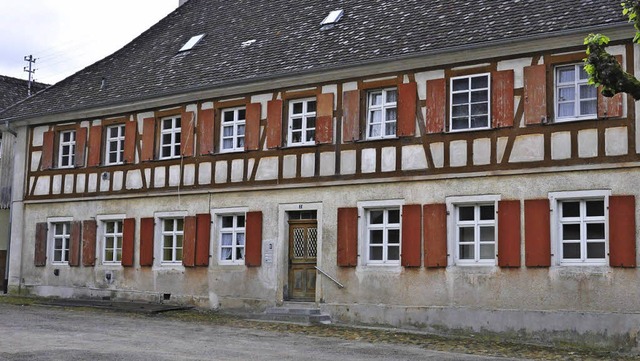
<box><xmin>253</xmin><ymin>303</ymin><xmax>331</xmax><ymax>325</ymax></box>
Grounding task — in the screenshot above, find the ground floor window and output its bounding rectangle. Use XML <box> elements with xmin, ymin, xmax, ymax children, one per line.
<box><xmin>365</xmin><ymin>207</ymin><xmax>401</xmax><ymax>265</ymax></box>
<box><xmin>161</xmin><ymin>218</ymin><xmax>184</xmax><ymax>264</ymax></box>
<box><xmin>219</xmin><ymin>214</ymin><xmax>246</xmax><ymax>264</ymax></box>
<box><xmin>51</xmin><ymin>222</ymin><xmax>71</xmax><ymax>264</ymax></box>
<box><xmin>102</xmin><ymin>220</ymin><xmax>123</xmax><ymax>264</ymax></box>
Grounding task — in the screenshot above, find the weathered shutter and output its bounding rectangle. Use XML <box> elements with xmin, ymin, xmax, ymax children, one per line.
<box><xmin>82</xmin><ymin>220</ymin><xmax>97</xmax><ymax>267</ymax></box>
<box><xmin>598</xmin><ymin>56</ymin><xmax>624</xmax><ymax>118</ymax></box>
<box><xmin>34</xmin><ymin>222</ymin><xmax>48</xmax><ymax>266</ymax></box>
<box><xmin>139</xmin><ymin>217</ymin><xmax>155</xmax><ymax>266</ymax></box>
<box><xmin>342</xmin><ymin>90</ymin><xmax>361</xmax><ymax>142</ymax></box>
<box><xmin>87</xmin><ymin>125</ymin><xmax>103</xmax><ymax>167</ymax></box>
<box><xmin>397</xmin><ymin>82</ymin><xmax>417</xmax><ymax>137</ymax></box>
<box><xmin>245</xmin><ymin>211</ymin><xmax>263</xmax><ymax>267</ymax></box>
<box><xmin>198</xmin><ymin>108</ymin><xmax>215</xmax><ymax>155</ymax></box>
<box><xmin>74</xmin><ymin>127</ymin><xmax>87</xmax><ymax>167</ymax></box>
<box><xmin>337</xmin><ymin>207</ymin><xmax>358</xmax><ymax>267</ymax></box>
<box><xmin>609</xmin><ymin>195</ymin><xmax>636</xmax><ymax>267</ymax></box>
<box><xmin>182</xmin><ymin>216</ymin><xmax>197</xmax><ymax>267</ymax></box>
<box><xmin>245</xmin><ymin>103</ymin><xmax>261</xmax><ymax>151</ymax></box>
<box><xmin>69</xmin><ymin>221</ymin><xmax>82</xmax><ymax>267</ymax></box>
<box><xmin>266</xmin><ymin>100</ymin><xmax>283</xmax><ymax>149</ymax></box>
<box><xmin>121</xmin><ymin>218</ymin><xmax>135</xmax><ymax>267</ymax></box>
<box><xmin>140</xmin><ymin>117</ymin><xmax>156</xmax><ymax>161</ymax></box>
<box><xmin>524</xmin><ymin>199</ymin><xmax>551</xmax><ymax>267</ymax></box>
<box><xmin>492</xmin><ymin>70</ymin><xmax>515</xmax><ymax>128</ymax></box>
<box><xmin>195</xmin><ymin>213</ymin><xmax>211</xmax><ymax>266</ymax></box>
<box><xmin>41</xmin><ymin>130</ymin><xmax>55</xmax><ymax>170</ymax></box>
<box><xmin>426</xmin><ymin>78</ymin><xmax>446</xmax><ymax>133</ymax></box>
<box><xmin>523</xmin><ymin>64</ymin><xmax>547</xmax><ymax>125</ymax></box>
<box><xmin>423</xmin><ymin>204</ymin><xmax>447</xmax><ymax>268</ymax></box>
<box><xmin>401</xmin><ymin>204</ymin><xmax>421</xmax><ymax>267</ymax></box>
<box><xmin>316</xmin><ymin>93</ymin><xmax>334</xmax><ymax>144</ymax></box>
<box><xmin>497</xmin><ymin>200</ymin><xmax>521</xmax><ymax>267</ymax></box>
<box><xmin>181</xmin><ymin>110</ymin><xmax>195</xmax><ymax>157</ymax></box>
<box><xmin>123</xmin><ymin>120</ymin><xmax>137</xmax><ymax>163</ymax></box>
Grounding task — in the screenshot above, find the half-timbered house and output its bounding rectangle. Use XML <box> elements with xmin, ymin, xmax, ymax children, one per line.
<box><xmin>1</xmin><ymin>0</ymin><xmax>639</xmax><ymax>348</ymax></box>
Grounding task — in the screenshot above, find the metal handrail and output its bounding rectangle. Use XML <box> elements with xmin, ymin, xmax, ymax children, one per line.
<box><xmin>314</xmin><ymin>266</ymin><xmax>344</xmax><ymax>289</ymax></box>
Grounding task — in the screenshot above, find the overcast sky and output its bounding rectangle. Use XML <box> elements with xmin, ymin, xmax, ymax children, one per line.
<box><xmin>0</xmin><ymin>0</ymin><xmax>178</xmax><ymax>85</ymax></box>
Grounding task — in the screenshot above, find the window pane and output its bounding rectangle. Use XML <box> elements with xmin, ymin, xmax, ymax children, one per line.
<box><xmin>370</xmin><ymin>246</ymin><xmax>383</xmax><ymax>261</ymax></box>
<box><xmin>370</xmin><ymin>230</ymin><xmax>383</xmax><ymax>244</ymax></box>
<box><xmin>236</xmin><ymin>233</ymin><xmax>245</xmax><ymax>246</ymax></box>
<box><xmin>237</xmin><ymin>215</ymin><xmax>245</xmax><ymax>227</ymax></box>
<box><xmin>164</xmin><ymin>235</ymin><xmax>173</xmax><ymax>247</ymax></box>
<box><xmin>388</xmin><ymin>246</ymin><xmax>400</xmax><ymax>261</ymax></box>
<box><xmin>163</xmin><ymin>249</ymin><xmax>173</xmax><ymax>261</ymax></box>
<box><xmin>293</xmin><ymin>102</ymin><xmax>303</xmax><ymax>114</ymax></box>
<box><xmin>562</xmin><ymin>202</ymin><xmax>580</xmax><ymax>218</ymax></box>
<box><xmin>292</xmin><ymin>118</ymin><xmax>302</xmax><ymax>130</ymax></box>
<box><xmin>237</xmin><ymin>125</ymin><xmax>245</xmax><ymax>136</ymax></box>
<box><xmin>563</xmin><ymin>243</ymin><xmax>581</xmax><ymax>259</ymax></box>
<box><xmin>580</xmin><ymin>100</ymin><xmax>597</xmax><ymax>116</ymax></box>
<box><xmin>470</xmin><ymin>103</ymin><xmax>488</xmax><ymax>116</ymax></box>
<box><xmin>558</xmin><ymin>67</ymin><xmax>575</xmax><ymax>83</ymax></box>
<box><xmin>586</xmin><ymin>223</ymin><xmax>605</xmax><ymax>240</ymax></box>
<box><xmin>105</xmin><ymin>238</ymin><xmax>114</xmax><ymax>249</ymax></box>
<box><xmin>459</xmin><ymin>244</ymin><xmax>474</xmax><ymax>260</ymax></box>
<box><xmin>562</xmin><ymin>224</ymin><xmax>581</xmax><ymax>240</ymax></box>
<box><xmin>370</xmin><ymin>210</ymin><xmax>384</xmax><ymax>224</ymax></box>
<box><xmin>579</xmin><ymin>85</ymin><xmax>596</xmax><ymax>99</ymax></box>
<box><xmin>370</xmin><ymin>92</ymin><xmax>382</xmax><ymax>106</ymax></box>
<box><xmin>587</xmin><ymin>242</ymin><xmax>606</xmax><ymax>259</ymax></box>
<box><xmin>459</xmin><ymin>227</ymin><xmax>474</xmax><ymax>243</ymax></box>
<box><xmin>479</xmin><ymin>226</ymin><xmax>494</xmax><ymax>242</ymax></box>
<box><xmin>452</xmin><ymin>93</ymin><xmax>468</xmax><ymax>105</ymax></box>
<box><xmin>385</xmin><ymin>122</ymin><xmax>396</xmax><ymax>136</ymax></box>
<box><xmin>470</xmin><ymin>90</ymin><xmax>488</xmax><ymax>102</ymax></box>
<box><xmin>238</xmin><ymin>109</ymin><xmax>246</xmax><ymax>120</ymax></box>
<box><xmin>479</xmin><ymin>205</ymin><xmax>494</xmax><ymax>220</ymax></box>
<box><xmin>221</xmin><ymin>248</ymin><xmax>232</xmax><ymax>260</ymax></box>
<box><xmin>236</xmin><ymin>248</ymin><xmax>245</xmax><ymax>261</ymax></box>
<box><xmin>451</xmin><ymin>117</ymin><xmax>468</xmax><ymax>130</ymax></box>
<box><xmin>471</xmin><ymin>116</ymin><xmax>488</xmax><ymax>128</ymax></box>
<box><xmin>558</xmin><ymin>87</ymin><xmax>575</xmax><ymax>101</ymax></box>
<box><xmin>452</xmin><ymin>105</ymin><xmax>469</xmax><ymax>117</ymax></box>
<box><xmin>291</xmin><ymin>131</ymin><xmax>301</xmax><ymax>144</ymax></box>
<box><xmin>223</xmin><ymin>139</ymin><xmax>233</xmax><ymax>149</ymax></box>
<box><xmin>558</xmin><ymin>103</ymin><xmax>574</xmax><ymax>117</ymax></box>
<box><xmin>223</xmin><ymin>126</ymin><xmax>234</xmax><ymax>136</ymax></box>
<box><xmin>221</xmin><ymin>233</ymin><xmax>232</xmax><ymax>246</ymax></box>
<box><xmin>479</xmin><ymin>244</ymin><xmax>495</xmax><ymax>260</ymax></box>
<box><xmin>388</xmin><ymin>209</ymin><xmax>400</xmax><ymax>224</ymax></box>
<box><xmin>105</xmin><ymin>250</ymin><xmax>114</xmax><ymax>262</ymax></box>
<box><xmin>307</xmin><ymin>117</ymin><xmax>316</xmax><ymax>128</ymax></box>
<box><xmin>471</xmin><ymin>75</ymin><xmax>488</xmax><ymax>89</ymax></box>
<box><xmin>175</xmin><ymin>248</ymin><xmax>183</xmax><ymax>261</ymax></box>
<box><xmin>386</xmin><ymin>108</ymin><xmax>397</xmax><ymax>121</ymax></box>
<box><xmin>452</xmin><ymin>78</ymin><xmax>468</xmax><ymax>91</ymax></box>
<box><xmin>223</xmin><ymin>111</ymin><xmax>234</xmax><ymax>122</ymax></box>
<box><xmin>458</xmin><ymin>207</ymin><xmax>474</xmax><ymax>221</ymax></box>
<box><xmin>388</xmin><ymin>229</ymin><xmax>400</xmax><ymax>244</ymax></box>
<box><xmin>307</xmin><ymin>101</ymin><xmax>316</xmax><ymax>113</ymax></box>
<box><xmin>386</xmin><ymin>90</ymin><xmax>397</xmax><ymax>103</ymax></box>
<box><xmin>578</xmin><ymin>66</ymin><xmax>589</xmax><ymax>80</ymax></box>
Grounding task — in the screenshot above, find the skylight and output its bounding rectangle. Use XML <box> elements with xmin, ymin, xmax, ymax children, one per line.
<box><xmin>320</xmin><ymin>9</ymin><xmax>344</xmax><ymax>27</ymax></box>
<box><xmin>179</xmin><ymin>34</ymin><xmax>205</xmax><ymax>52</ymax></box>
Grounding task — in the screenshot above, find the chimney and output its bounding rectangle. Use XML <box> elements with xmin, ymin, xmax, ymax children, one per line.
<box><xmin>179</xmin><ymin>0</ymin><xmax>188</xmax><ymax>5</ymax></box>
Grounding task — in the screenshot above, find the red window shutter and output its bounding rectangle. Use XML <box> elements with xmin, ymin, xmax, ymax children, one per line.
<box><xmin>498</xmin><ymin>200</ymin><xmax>521</xmax><ymax>267</ymax></box>
<box><xmin>426</xmin><ymin>78</ymin><xmax>446</xmax><ymax>134</ymax></box>
<box><xmin>141</xmin><ymin>117</ymin><xmax>156</xmax><ymax>161</ymax></box>
<box><xmin>74</xmin><ymin>127</ymin><xmax>88</xmax><ymax>167</ymax></box>
<box><xmin>423</xmin><ymin>204</ymin><xmax>447</xmax><ymax>268</ymax></box>
<box><xmin>245</xmin><ymin>103</ymin><xmax>261</xmax><ymax>151</ymax></box>
<box><xmin>34</xmin><ymin>222</ymin><xmax>48</xmax><ymax>266</ymax></box>
<box><xmin>87</xmin><ymin>125</ymin><xmax>103</xmax><ymax>167</ymax></box>
<box><xmin>245</xmin><ymin>211</ymin><xmax>263</xmax><ymax>267</ymax></box>
<box><xmin>195</xmin><ymin>213</ymin><xmax>211</xmax><ymax>266</ymax></box>
<box><xmin>82</xmin><ymin>220</ymin><xmax>97</xmax><ymax>267</ymax></box>
<box><xmin>139</xmin><ymin>217</ymin><xmax>155</xmax><ymax>266</ymax></box>
<box><xmin>397</xmin><ymin>82</ymin><xmax>417</xmax><ymax>137</ymax></box>
<box><xmin>598</xmin><ymin>55</ymin><xmax>624</xmax><ymax>118</ymax></box>
<box><xmin>123</xmin><ymin>120</ymin><xmax>137</xmax><ymax>164</ymax></box>
<box><xmin>181</xmin><ymin>110</ymin><xmax>195</xmax><ymax>157</ymax></box>
<box><xmin>198</xmin><ymin>108</ymin><xmax>215</xmax><ymax>155</ymax></box>
<box><xmin>266</xmin><ymin>100</ymin><xmax>283</xmax><ymax>149</ymax></box>
<box><xmin>337</xmin><ymin>207</ymin><xmax>358</xmax><ymax>267</ymax></box>
<box><xmin>182</xmin><ymin>216</ymin><xmax>197</xmax><ymax>267</ymax></box>
<box><xmin>609</xmin><ymin>195</ymin><xmax>636</xmax><ymax>267</ymax></box>
<box><xmin>316</xmin><ymin>93</ymin><xmax>334</xmax><ymax>144</ymax></box>
<box><xmin>401</xmin><ymin>204</ymin><xmax>421</xmax><ymax>267</ymax></box>
<box><xmin>523</xmin><ymin>64</ymin><xmax>547</xmax><ymax>125</ymax></box>
<box><xmin>492</xmin><ymin>70</ymin><xmax>515</xmax><ymax>128</ymax></box>
<box><xmin>69</xmin><ymin>221</ymin><xmax>82</xmax><ymax>267</ymax></box>
<box><xmin>342</xmin><ymin>90</ymin><xmax>361</xmax><ymax>142</ymax></box>
<box><xmin>524</xmin><ymin>199</ymin><xmax>551</xmax><ymax>267</ymax></box>
<box><xmin>41</xmin><ymin>130</ymin><xmax>55</xmax><ymax>170</ymax></box>
<box><xmin>121</xmin><ymin>218</ymin><xmax>135</xmax><ymax>267</ymax></box>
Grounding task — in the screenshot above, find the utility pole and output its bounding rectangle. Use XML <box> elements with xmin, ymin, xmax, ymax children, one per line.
<box><xmin>23</xmin><ymin>55</ymin><xmax>36</xmax><ymax>96</ymax></box>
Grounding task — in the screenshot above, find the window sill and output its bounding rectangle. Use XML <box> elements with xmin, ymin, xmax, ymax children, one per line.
<box><xmin>447</xmin><ymin>126</ymin><xmax>492</xmax><ymax>134</ymax></box>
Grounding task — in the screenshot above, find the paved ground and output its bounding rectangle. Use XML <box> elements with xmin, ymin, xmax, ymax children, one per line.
<box><xmin>0</xmin><ymin>297</ymin><xmax>637</xmax><ymax>361</ymax></box>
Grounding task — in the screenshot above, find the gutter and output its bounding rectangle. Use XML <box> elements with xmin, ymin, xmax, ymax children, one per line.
<box><xmin>3</xmin><ymin>22</ymin><xmax>633</xmax><ymax>127</ymax></box>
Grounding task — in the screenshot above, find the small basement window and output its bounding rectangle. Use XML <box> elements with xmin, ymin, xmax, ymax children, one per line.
<box><xmin>179</xmin><ymin>34</ymin><xmax>205</xmax><ymax>52</ymax></box>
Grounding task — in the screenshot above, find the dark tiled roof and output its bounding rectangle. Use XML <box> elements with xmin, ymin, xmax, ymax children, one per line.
<box><xmin>0</xmin><ymin>75</ymin><xmax>48</xmax><ymax>112</ymax></box>
<box><xmin>0</xmin><ymin>0</ymin><xmax>627</xmax><ymax>121</ymax></box>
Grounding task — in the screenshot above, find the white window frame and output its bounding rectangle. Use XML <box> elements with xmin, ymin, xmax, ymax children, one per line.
<box><xmin>549</xmin><ymin>190</ymin><xmax>610</xmax><ymax>266</ymax></box>
<box><xmin>48</xmin><ymin>217</ymin><xmax>73</xmax><ymax>265</ymax></box>
<box><xmin>446</xmin><ymin>195</ymin><xmax>500</xmax><ymax>266</ymax></box>
<box><xmin>220</xmin><ymin>107</ymin><xmax>246</xmax><ymax>153</ymax></box>
<box><xmin>96</xmin><ymin>214</ymin><xmax>126</xmax><ymax>265</ymax></box>
<box><xmin>449</xmin><ymin>73</ymin><xmax>491</xmax><ymax>132</ymax></box>
<box><xmin>366</xmin><ymin>87</ymin><xmax>398</xmax><ymax>140</ymax></box>
<box><xmin>159</xmin><ymin>116</ymin><xmax>181</xmax><ymax>160</ymax></box>
<box><xmin>58</xmin><ymin>130</ymin><xmax>76</xmax><ymax>168</ymax></box>
<box><xmin>155</xmin><ymin>211</ymin><xmax>187</xmax><ymax>266</ymax></box>
<box><xmin>287</xmin><ymin>97</ymin><xmax>316</xmax><ymax>146</ymax></box>
<box><xmin>212</xmin><ymin>207</ymin><xmax>248</xmax><ymax>266</ymax></box>
<box><xmin>554</xmin><ymin>64</ymin><xmax>598</xmax><ymax>122</ymax></box>
<box><xmin>104</xmin><ymin>124</ymin><xmax>126</xmax><ymax>165</ymax></box>
<box><xmin>357</xmin><ymin>199</ymin><xmax>404</xmax><ymax>267</ymax></box>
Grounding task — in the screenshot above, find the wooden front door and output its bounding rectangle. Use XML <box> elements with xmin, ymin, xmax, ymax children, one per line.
<box><xmin>288</xmin><ymin>219</ymin><xmax>318</xmax><ymax>301</ymax></box>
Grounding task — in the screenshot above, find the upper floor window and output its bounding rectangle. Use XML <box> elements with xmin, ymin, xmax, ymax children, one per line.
<box><xmin>51</xmin><ymin>222</ymin><xmax>71</xmax><ymax>264</ymax></box>
<box><xmin>159</xmin><ymin>116</ymin><xmax>181</xmax><ymax>159</ymax></box>
<box><xmin>366</xmin><ymin>88</ymin><xmax>397</xmax><ymax>139</ymax></box>
<box><xmin>450</xmin><ymin>74</ymin><xmax>490</xmax><ymax>131</ymax></box>
<box><xmin>221</xmin><ymin>107</ymin><xmax>246</xmax><ymax>153</ymax></box>
<box><xmin>58</xmin><ymin>130</ymin><xmax>76</xmax><ymax>168</ymax></box>
<box><xmin>161</xmin><ymin>217</ymin><xmax>184</xmax><ymax>264</ymax></box>
<box><xmin>105</xmin><ymin>124</ymin><xmax>125</xmax><ymax>165</ymax></box>
<box><xmin>555</xmin><ymin>64</ymin><xmax>597</xmax><ymax>121</ymax></box>
<box><xmin>288</xmin><ymin>98</ymin><xmax>316</xmax><ymax>146</ymax></box>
